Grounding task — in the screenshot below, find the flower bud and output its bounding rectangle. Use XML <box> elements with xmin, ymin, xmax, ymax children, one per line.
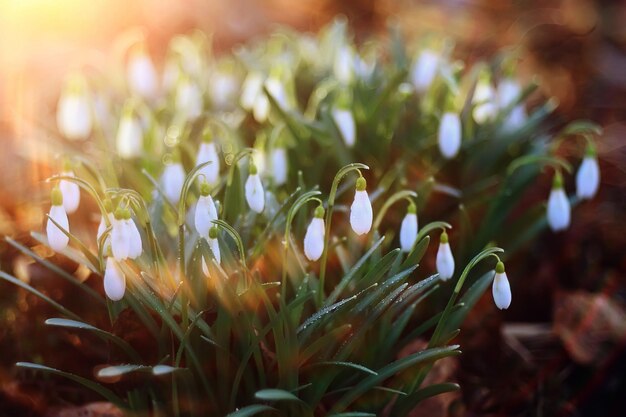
<box><xmin>472</xmin><ymin>81</ymin><xmax>497</xmax><ymax>124</ymax></box>
<box><xmin>57</xmin><ymin>75</ymin><xmax>92</xmax><ymax>140</ymax></box>
<box><xmin>270</xmin><ymin>148</ymin><xmax>288</xmax><ymax>186</ymax></box>
<box><xmin>104</xmin><ymin>257</ymin><xmax>126</xmax><ymax>301</ymax></box>
<box><xmin>411</xmin><ymin>50</ymin><xmax>439</xmax><ymax>93</ymax></box>
<box><xmin>304</xmin><ymin>206</ymin><xmax>325</xmax><ymax>261</ymax></box>
<box><xmin>436</xmin><ymin>231</ymin><xmax>455</xmax><ymax>280</ymax></box>
<box><xmin>46</xmin><ymin>187</ymin><xmax>70</xmax><ymax>252</ymax></box>
<box><xmin>400</xmin><ymin>202</ymin><xmax>418</xmax><ymax>252</ymax></box>
<box><xmin>350</xmin><ymin>177</ymin><xmax>373</xmax><ymax>235</ymax></box>
<box><xmin>194</xmin><ymin>193</ymin><xmax>218</xmax><ymax>238</ymax></box>
<box><xmin>245</xmin><ymin>163</ymin><xmax>265</xmax><ymax>213</ymax></box>
<box><xmin>334</xmin><ymin>45</ymin><xmax>355</xmax><ymax>85</ymax></box>
<box><xmin>127</xmin><ymin>45</ymin><xmax>158</xmax><ymax>99</ymax></box>
<box><xmin>59</xmin><ymin>169</ymin><xmax>80</xmax><ymax>214</ymax></box>
<box><xmin>265</xmin><ymin>76</ymin><xmax>288</xmax><ymax>110</ymax></box>
<box><xmin>497</xmin><ymin>78</ymin><xmax>527</xmax><ymax>131</ymax></box>
<box><xmin>492</xmin><ymin>261</ymin><xmax>512</xmax><ymax>310</ymax></box>
<box><xmin>197</xmin><ymin>139</ymin><xmax>220</xmax><ymax>185</ymax></box>
<box><xmin>240</xmin><ymin>72</ymin><xmax>264</xmax><ymax>111</ymax></box>
<box><xmin>332</xmin><ymin>108</ymin><xmax>356</xmax><ymax>148</ymax></box>
<box><xmin>438</xmin><ymin>112</ymin><xmax>462</xmax><ymax>159</ymax></box>
<box><xmin>209</xmin><ymin>71</ymin><xmax>238</xmax><ymax>110</ymax></box>
<box><xmin>116</xmin><ymin>103</ymin><xmax>143</xmax><ymax>159</ymax></box>
<box><xmin>175</xmin><ymin>77</ymin><xmax>203</xmax><ymax>121</ymax></box>
<box><xmin>162</xmin><ymin>162</ymin><xmax>186</xmax><ymax>205</ymax></box>
<box><xmin>547</xmin><ymin>172</ymin><xmax>571</xmax><ymax>232</ymax></box>
<box><xmin>208</xmin><ymin>226</ymin><xmax>221</xmax><ymax>264</ymax></box>
<box><xmin>111</xmin><ymin>208</ymin><xmax>130</xmax><ymax>260</ymax></box>
<box><xmin>576</xmin><ymin>146</ymin><xmax>600</xmax><ymax>200</ymax></box>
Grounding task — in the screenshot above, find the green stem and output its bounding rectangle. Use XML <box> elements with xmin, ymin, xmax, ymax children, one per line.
<box><xmin>178</xmin><ymin>224</ymin><xmax>188</xmax><ymax>330</ymax></box>
<box><xmin>372</xmin><ymin>190</ymin><xmax>417</xmax><ymax>231</ymax></box>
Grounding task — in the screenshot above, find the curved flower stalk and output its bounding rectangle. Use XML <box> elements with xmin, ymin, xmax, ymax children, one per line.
<box><xmin>438</xmin><ymin>112</ymin><xmax>461</xmax><ymax>159</ymax></box>
<box><xmin>436</xmin><ymin>231</ymin><xmax>455</xmax><ymax>280</ymax></box>
<box><xmin>245</xmin><ymin>161</ymin><xmax>265</xmax><ymax>213</ymax></box>
<box><xmin>576</xmin><ymin>144</ymin><xmax>600</xmax><ymax>200</ymax></box>
<box><xmin>472</xmin><ymin>80</ymin><xmax>498</xmax><ymax>124</ymax></box>
<box><xmin>400</xmin><ymin>201</ymin><xmax>418</xmax><ymax>253</ymax></box>
<box><xmin>127</xmin><ymin>44</ymin><xmax>158</xmax><ymax>100</ymax></box>
<box><xmin>175</xmin><ymin>76</ymin><xmax>203</xmax><ymax>121</ymax></box>
<box><xmin>547</xmin><ymin>171</ymin><xmax>571</xmax><ymax>232</ymax></box>
<box><xmin>104</xmin><ymin>256</ymin><xmax>126</xmax><ymax>301</ymax></box>
<box><xmin>57</xmin><ymin>75</ymin><xmax>92</xmax><ymax>141</ymax></box>
<box><xmin>46</xmin><ymin>187</ymin><xmax>70</xmax><ymax>252</ymax></box>
<box><xmin>59</xmin><ymin>168</ymin><xmax>80</xmax><ymax>214</ymax></box>
<box><xmin>497</xmin><ymin>78</ymin><xmax>527</xmax><ymax>131</ymax></box>
<box><xmin>492</xmin><ymin>261</ymin><xmax>512</xmax><ymax>310</ymax></box>
<box><xmin>332</xmin><ymin>107</ymin><xmax>356</xmax><ymax>148</ymax></box>
<box><xmin>270</xmin><ymin>147</ymin><xmax>288</xmax><ymax>186</ymax></box>
<box><xmin>304</xmin><ymin>205</ymin><xmax>325</xmax><ymax>261</ymax></box>
<box><xmin>196</xmin><ymin>134</ymin><xmax>220</xmax><ymax>185</ymax></box>
<box><xmin>350</xmin><ymin>176</ymin><xmax>373</xmax><ymax>235</ymax></box>
<box><xmin>116</xmin><ymin>101</ymin><xmax>143</xmax><ymax>159</ymax></box>
<box><xmin>162</xmin><ymin>162</ymin><xmax>186</xmax><ymax>205</ymax></box>
<box><xmin>194</xmin><ymin>181</ymin><xmax>218</xmax><ymax>238</ymax></box>
<box><xmin>411</xmin><ymin>49</ymin><xmax>439</xmax><ymax>93</ymax></box>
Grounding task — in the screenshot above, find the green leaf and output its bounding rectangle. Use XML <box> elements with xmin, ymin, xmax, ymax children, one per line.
<box><xmin>307</xmin><ymin>361</ymin><xmax>378</xmax><ymax>376</ymax></box>
<box><xmin>254</xmin><ymin>389</ymin><xmax>302</xmax><ymax>402</ymax></box>
<box><xmin>97</xmin><ymin>364</ymin><xmax>149</xmax><ymax>379</ymax></box>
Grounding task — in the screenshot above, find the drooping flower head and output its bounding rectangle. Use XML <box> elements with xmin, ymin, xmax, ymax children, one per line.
<box><xmin>104</xmin><ymin>256</ymin><xmax>126</xmax><ymax>301</ymax></box>
<box><xmin>197</xmin><ymin>129</ymin><xmax>220</xmax><ymax>185</ymax></box>
<box><xmin>57</xmin><ymin>74</ymin><xmax>92</xmax><ymax>141</ymax></box>
<box><xmin>46</xmin><ymin>187</ymin><xmax>70</xmax><ymax>252</ymax></box>
<box><xmin>492</xmin><ymin>261</ymin><xmax>512</xmax><ymax>310</ymax></box>
<box><xmin>194</xmin><ymin>180</ymin><xmax>218</xmax><ymax>238</ymax></box>
<box><xmin>245</xmin><ymin>161</ymin><xmax>265</xmax><ymax>213</ymax></box>
<box><xmin>576</xmin><ymin>144</ymin><xmax>600</xmax><ymax>200</ymax></box>
<box><xmin>127</xmin><ymin>42</ymin><xmax>158</xmax><ymax>100</ymax></box>
<box><xmin>438</xmin><ymin>112</ymin><xmax>462</xmax><ymax>159</ymax></box>
<box><xmin>111</xmin><ymin>207</ymin><xmax>131</xmax><ymax>261</ymax></box>
<box><xmin>162</xmin><ymin>158</ymin><xmax>186</xmax><ymax>205</ymax></box>
<box><xmin>547</xmin><ymin>171</ymin><xmax>571</xmax><ymax>232</ymax></box>
<box><xmin>304</xmin><ymin>205</ymin><xmax>325</xmax><ymax>261</ymax></box>
<box><xmin>332</xmin><ymin>93</ymin><xmax>356</xmax><ymax>148</ymax></box>
<box><xmin>436</xmin><ymin>231</ymin><xmax>455</xmax><ymax>281</ymax></box>
<box><xmin>411</xmin><ymin>49</ymin><xmax>439</xmax><ymax>93</ymax></box>
<box><xmin>208</xmin><ymin>225</ymin><xmax>221</xmax><ymax>265</ymax></box>
<box><xmin>270</xmin><ymin>147</ymin><xmax>288</xmax><ymax>186</ymax></box>
<box><xmin>59</xmin><ymin>161</ymin><xmax>80</xmax><ymax>214</ymax></box>
<box><xmin>350</xmin><ymin>176</ymin><xmax>373</xmax><ymax>235</ymax></box>
<box><xmin>400</xmin><ymin>201</ymin><xmax>418</xmax><ymax>253</ymax></box>
<box><xmin>116</xmin><ymin>100</ymin><xmax>143</xmax><ymax>159</ymax></box>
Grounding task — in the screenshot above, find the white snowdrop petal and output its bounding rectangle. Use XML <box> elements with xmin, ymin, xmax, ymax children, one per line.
<box><xmin>194</xmin><ymin>195</ymin><xmax>218</xmax><ymax>237</ymax></box>
<box><xmin>411</xmin><ymin>50</ymin><xmax>439</xmax><ymax>93</ymax></box>
<box><xmin>399</xmin><ymin>213</ymin><xmax>418</xmax><ymax>252</ymax></box>
<box><xmin>111</xmin><ymin>219</ymin><xmax>130</xmax><ymax>261</ymax></box>
<box><xmin>245</xmin><ymin>174</ymin><xmax>265</xmax><ymax>213</ymax></box>
<box><xmin>473</xmin><ymin>83</ymin><xmax>497</xmax><ymax>124</ymax></box>
<box><xmin>162</xmin><ymin>164</ymin><xmax>186</xmax><ymax>205</ymax></box>
<box><xmin>208</xmin><ymin>237</ymin><xmax>221</xmax><ymax>264</ymax></box>
<box><xmin>438</xmin><ymin>112</ymin><xmax>461</xmax><ymax>159</ymax></box>
<box><xmin>104</xmin><ymin>257</ymin><xmax>126</xmax><ymax>301</ymax></box>
<box><xmin>57</xmin><ymin>94</ymin><xmax>92</xmax><ymax>140</ymax></box>
<box><xmin>240</xmin><ymin>73</ymin><xmax>264</xmax><ymax>110</ymax></box>
<box><xmin>576</xmin><ymin>156</ymin><xmax>600</xmax><ymax>200</ymax></box>
<box><xmin>127</xmin><ymin>53</ymin><xmax>158</xmax><ymax>99</ymax></box>
<box><xmin>46</xmin><ymin>205</ymin><xmax>70</xmax><ymax>252</ymax></box>
<box><xmin>116</xmin><ymin>115</ymin><xmax>143</xmax><ymax>159</ymax></box>
<box><xmin>196</xmin><ymin>143</ymin><xmax>220</xmax><ymax>185</ymax></box>
<box><xmin>265</xmin><ymin>78</ymin><xmax>287</xmax><ymax>109</ymax></box>
<box><xmin>547</xmin><ymin>188</ymin><xmax>571</xmax><ymax>232</ymax></box>
<box><xmin>127</xmin><ymin>219</ymin><xmax>143</xmax><ymax>259</ymax></box>
<box><xmin>332</xmin><ymin>108</ymin><xmax>356</xmax><ymax>148</ymax></box>
<box><xmin>304</xmin><ymin>217</ymin><xmax>325</xmax><ymax>261</ymax></box>
<box><xmin>270</xmin><ymin>148</ymin><xmax>288</xmax><ymax>186</ymax></box>
<box><xmin>492</xmin><ymin>272</ymin><xmax>512</xmax><ymax>310</ymax></box>
<box><xmin>253</xmin><ymin>94</ymin><xmax>270</xmax><ymax>123</ymax></box>
<box><xmin>334</xmin><ymin>45</ymin><xmax>354</xmax><ymax>84</ymax></box>
<box><xmin>59</xmin><ymin>172</ymin><xmax>80</xmax><ymax>214</ymax></box>
<box><xmin>350</xmin><ymin>190</ymin><xmax>373</xmax><ymax>235</ymax></box>
<box><xmin>176</xmin><ymin>80</ymin><xmax>203</xmax><ymax>121</ymax></box>
<box><xmin>436</xmin><ymin>242</ymin><xmax>455</xmax><ymax>280</ymax></box>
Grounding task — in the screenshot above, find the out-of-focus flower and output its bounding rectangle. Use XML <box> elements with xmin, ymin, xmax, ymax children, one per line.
<box><xmin>104</xmin><ymin>257</ymin><xmax>126</xmax><ymax>301</ymax></box>
<box><xmin>497</xmin><ymin>78</ymin><xmax>527</xmax><ymax>131</ymax></box>
<box><xmin>400</xmin><ymin>202</ymin><xmax>418</xmax><ymax>252</ymax></box>
<box><xmin>126</xmin><ymin>216</ymin><xmax>143</xmax><ymax>259</ymax></box>
<box><xmin>334</xmin><ymin>44</ymin><xmax>355</xmax><ymax>84</ymax></box>
<box><xmin>46</xmin><ymin>187</ymin><xmax>69</xmax><ymax>252</ymax></box>
<box><xmin>111</xmin><ymin>207</ymin><xmax>130</xmax><ymax>261</ymax></box>
<box><xmin>547</xmin><ymin>172</ymin><xmax>571</xmax><ymax>232</ymax></box>
<box><xmin>116</xmin><ymin>101</ymin><xmax>143</xmax><ymax>159</ymax></box>
<box><xmin>438</xmin><ymin>112</ymin><xmax>461</xmax><ymax>159</ymax></box>
<box><xmin>175</xmin><ymin>77</ymin><xmax>203</xmax><ymax>121</ymax></box>
<box><xmin>270</xmin><ymin>147</ymin><xmax>288</xmax><ymax>186</ymax></box>
<box><xmin>492</xmin><ymin>261</ymin><xmax>511</xmax><ymax>310</ymax></box>
<box><xmin>209</xmin><ymin>70</ymin><xmax>238</xmax><ymax>110</ymax></box>
<box><xmin>411</xmin><ymin>50</ymin><xmax>439</xmax><ymax>93</ymax></box>
<box><xmin>197</xmin><ymin>134</ymin><xmax>220</xmax><ymax>185</ymax></box>
<box><xmin>576</xmin><ymin>145</ymin><xmax>600</xmax><ymax>200</ymax></box>
<box><xmin>332</xmin><ymin>97</ymin><xmax>356</xmax><ymax>148</ymax></box>
<box><xmin>59</xmin><ymin>167</ymin><xmax>80</xmax><ymax>214</ymax></box>
<box><xmin>162</xmin><ymin>162</ymin><xmax>186</xmax><ymax>205</ymax></box>
<box><xmin>473</xmin><ymin>80</ymin><xmax>498</xmax><ymax>124</ymax></box>
<box><xmin>57</xmin><ymin>75</ymin><xmax>92</xmax><ymax>140</ymax></box>
<box><xmin>265</xmin><ymin>76</ymin><xmax>288</xmax><ymax>110</ymax></box>
<box><xmin>208</xmin><ymin>226</ymin><xmax>221</xmax><ymax>264</ymax></box>
<box><xmin>350</xmin><ymin>177</ymin><xmax>373</xmax><ymax>235</ymax></box>
<box><xmin>127</xmin><ymin>44</ymin><xmax>158</xmax><ymax>99</ymax></box>
<box><xmin>245</xmin><ymin>162</ymin><xmax>265</xmax><ymax>213</ymax></box>
<box><xmin>304</xmin><ymin>205</ymin><xmax>325</xmax><ymax>261</ymax></box>
<box><xmin>436</xmin><ymin>231</ymin><xmax>454</xmax><ymax>280</ymax></box>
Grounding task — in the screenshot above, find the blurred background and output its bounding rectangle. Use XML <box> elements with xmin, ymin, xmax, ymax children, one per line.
<box><xmin>0</xmin><ymin>0</ymin><xmax>625</xmax><ymax>416</ymax></box>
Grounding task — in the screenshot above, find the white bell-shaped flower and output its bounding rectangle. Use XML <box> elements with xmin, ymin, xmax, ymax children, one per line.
<box><xmin>194</xmin><ymin>183</ymin><xmax>218</xmax><ymax>238</ymax></box>
<box><xmin>57</xmin><ymin>75</ymin><xmax>92</xmax><ymax>140</ymax></box>
<box><xmin>126</xmin><ymin>217</ymin><xmax>143</xmax><ymax>259</ymax></box>
<box><xmin>110</xmin><ymin>208</ymin><xmax>131</xmax><ymax>261</ymax></box>
<box><xmin>492</xmin><ymin>262</ymin><xmax>512</xmax><ymax>310</ymax></box>
<box><xmin>59</xmin><ymin>170</ymin><xmax>80</xmax><ymax>214</ymax></box>
<box><xmin>547</xmin><ymin>172</ymin><xmax>571</xmax><ymax>232</ymax></box>
<box><xmin>304</xmin><ymin>206</ymin><xmax>325</xmax><ymax>261</ymax></box>
<box><xmin>240</xmin><ymin>72</ymin><xmax>264</xmax><ymax>111</ymax></box>
<box><xmin>411</xmin><ymin>50</ymin><xmax>439</xmax><ymax>93</ymax></box>
<box><xmin>497</xmin><ymin>78</ymin><xmax>527</xmax><ymax>131</ymax></box>
<box><xmin>208</xmin><ymin>226</ymin><xmax>221</xmax><ymax>264</ymax></box>
<box><xmin>334</xmin><ymin>45</ymin><xmax>354</xmax><ymax>85</ymax></box>
<box><xmin>576</xmin><ymin>147</ymin><xmax>600</xmax><ymax>200</ymax></box>
<box><xmin>473</xmin><ymin>81</ymin><xmax>498</xmax><ymax>124</ymax></box>
<box><xmin>436</xmin><ymin>231</ymin><xmax>455</xmax><ymax>280</ymax></box>
<box><xmin>127</xmin><ymin>46</ymin><xmax>158</xmax><ymax>99</ymax></box>
<box><xmin>253</xmin><ymin>94</ymin><xmax>270</xmax><ymax>123</ymax></box>
<box><xmin>270</xmin><ymin>148</ymin><xmax>288</xmax><ymax>186</ymax></box>
<box><xmin>116</xmin><ymin>103</ymin><xmax>143</xmax><ymax>159</ymax></box>
<box><xmin>46</xmin><ymin>187</ymin><xmax>70</xmax><ymax>252</ymax></box>
<box><xmin>350</xmin><ymin>177</ymin><xmax>373</xmax><ymax>235</ymax></box>
<box><xmin>196</xmin><ymin>139</ymin><xmax>220</xmax><ymax>185</ymax></box>
<box><xmin>332</xmin><ymin>107</ymin><xmax>356</xmax><ymax>148</ymax></box>
<box><xmin>162</xmin><ymin>58</ymin><xmax>180</xmax><ymax>93</ymax></box>
<box><xmin>245</xmin><ymin>162</ymin><xmax>265</xmax><ymax>213</ymax></box>
<box><xmin>400</xmin><ymin>202</ymin><xmax>418</xmax><ymax>253</ymax></box>
<box><xmin>175</xmin><ymin>77</ymin><xmax>203</xmax><ymax>121</ymax></box>
<box><xmin>265</xmin><ymin>76</ymin><xmax>288</xmax><ymax>110</ymax></box>
<box><xmin>104</xmin><ymin>257</ymin><xmax>126</xmax><ymax>301</ymax></box>
<box><xmin>209</xmin><ymin>71</ymin><xmax>238</xmax><ymax>110</ymax></box>
<box><xmin>438</xmin><ymin>112</ymin><xmax>462</xmax><ymax>159</ymax></box>
<box><xmin>162</xmin><ymin>162</ymin><xmax>186</xmax><ymax>205</ymax></box>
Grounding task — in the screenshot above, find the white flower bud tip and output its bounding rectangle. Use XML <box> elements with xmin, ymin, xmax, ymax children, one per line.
<box><xmin>304</xmin><ymin>208</ymin><xmax>325</xmax><ymax>261</ymax></box>
<box><xmin>126</xmin><ymin>218</ymin><xmax>143</xmax><ymax>259</ymax></box>
<box><xmin>411</xmin><ymin>50</ymin><xmax>439</xmax><ymax>93</ymax></box>
<box><xmin>576</xmin><ymin>154</ymin><xmax>600</xmax><ymax>200</ymax></box>
<box><xmin>194</xmin><ymin>194</ymin><xmax>218</xmax><ymax>237</ymax></box>
<box><xmin>111</xmin><ymin>210</ymin><xmax>130</xmax><ymax>261</ymax></box>
<box><xmin>162</xmin><ymin>163</ymin><xmax>186</xmax><ymax>205</ymax></box>
<box><xmin>492</xmin><ymin>262</ymin><xmax>511</xmax><ymax>310</ymax></box>
<box><xmin>59</xmin><ymin>171</ymin><xmax>80</xmax><ymax>214</ymax></box>
<box><xmin>245</xmin><ymin>167</ymin><xmax>265</xmax><ymax>213</ymax></box>
<box><xmin>196</xmin><ymin>141</ymin><xmax>220</xmax><ymax>185</ymax></box>
<box><xmin>332</xmin><ymin>108</ymin><xmax>356</xmax><ymax>148</ymax></box>
<box><xmin>127</xmin><ymin>47</ymin><xmax>158</xmax><ymax>99</ymax></box>
<box><xmin>350</xmin><ymin>178</ymin><xmax>373</xmax><ymax>235</ymax></box>
<box><xmin>399</xmin><ymin>205</ymin><xmax>418</xmax><ymax>253</ymax></box>
<box><xmin>270</xmin><ymin>148</ymin><xmax>288</xmax><ymax>186</ymax></box>
<box><xmin>547</xmin><ymin>173</ymin><xmax>570</xmax><ymax>232</ymax></box>
<box><xmin>438</xmin><ymin>112</ymin><xmax>462</xmax><ymax>160</ymax></box>
<box><xmin>57</xmin><ymin>76</ymin><xmax>92</xmax><ymax>140</ymax></box>
<box><xmin>104</xmin><ymin>257</ymin><xmax>126</xmax><ymax>301</ymax></box>
<box><xmin>47</xmin><ymin>188</ymin><xmax>70</xmax><ymax>252</ymax></box>
<box><xmin>116</xmin><ymin>107</ymin><xmax>143</xmax><ymax>159</ymax></box>
<box><xmin>436</xmin><ymin>232</ymin><xmax>455</xmax><ymax>280</ymax></box>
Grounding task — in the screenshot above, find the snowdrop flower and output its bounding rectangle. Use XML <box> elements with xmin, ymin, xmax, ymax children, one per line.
<box><xmin>411</xmin><ymin>50</ymin><xmax>439</xmax><ymax>93</ymax></box>
<box><xmin>473</xmin><ymin>81</ymin><xmax>498</xmax><ymax>124</ymax></box>
<box><xmin>116</xmin><ymin>102</ymin><xmax>143</xmax><ymax>159</ymax></box>
<box><xmin>253</xmin><ymin>94</ymin><xmax>270</xmax><ymax>123</ymax></box>
<box><xmin>194</xmin><ymin>181</ymin><xmax>218</xmax><ymax>238</ymax></box>
<box><xmin>245</xmin><ymin>162</ymin><xmax>265</xmax><ymax>213</ymax></box>
<box><xmin>334</xmin><ymin>44</ymin><xmax>354</xmax><ymax>84</ymax></box>
<box><xmin>162</xmin><ymin>162</ymin><xmax>186</xmax><ymax>205</ymax></box>
<box><xmin>175</xmin><ymin>77</ymin><xmax>203</xmax><ymax>121</ymax></box>
<box><xmin>436</xmin><ymin>231</ymin><xmax>455</xmax><ymax>280</ymax></box>
<box><xmin>265</xmin><ymin>76</ymin><xmax>288</xmax><ymax>110</ymax></box>
<box><xmin>547</xmin><ymin>172</ymin><xmax>571</xmax><ymax>232</ymax></box>
<box><xmin>576</xmin><ymin>145</ymin><xmax>600</xmax><ymax>200</ymax></box>
<box><xmin>497</xmin><ymin>78</ymin><xmax>527</xmax><ymax>131</ymax></box>
<box><xmin>438</xmin><ymin>112</ymin><xmax>461</xmax><ymax>159</ymax></box>
<box><xmin>110</xmin><ymin>208</ymin><xmax>130</xmax><ymax>261</ymax></box>
<box><xmin>57</xmin><ymin>76</ymin><xmax>92</xmax><ymax>141</ymax></box>
<box><xmin>350</xmin><ymin>177</ymin><xmax>373</xmax><ymax>235</ymax></box>
<box><xmin>240</xmin><ymin>72</ymin><xmax>264</xmax><ymax>111</ymax></box>
<box><xmin>196</xmin><ymin>135</ymin><xmax>220</xmax><ymax>185</ymax></box>
<box><xmin>126</xmin><ymin>215</ymin><xmax>143</xmax><ymax>259</ymax></box>
<box><xmin>304</xmin><ymin>205</ymin><xmax>325</xmax><ymax>261</ymax></box>
<box><xmin>332</xmin><ymin>107</ymin><xmax>356</xmax><ymax>148</ymax></box>
<box><xmin>270</xmin><ymin>147</ymin><xmax>288</xmax><ymax>186</ymax></box>
<box><xmin>104</xmin><ymin>257</ymin><xmax>126</xmax><ymax>301</ymax></box>
<box><xmin>492</xmin><ymin>261</ymin><xmax>512</xmax><ymax>310</ymax></box>
<box><xmin>209</xmin><ymin>71</ymin><xmax>238</xmax><ymax>109</ymax></box>
<box><xmin>46</xmin><ymin>187</ymin><xmax>69</xmax><ymax>252</ymax></box>
<box><xmin>207</xmin><ymin>226</ymin><xmax>221</xmax><ymax>264</ymax></box>
<box><xmin>162</xmin><ymin>59</ymin><xmax>181</xmax><ymax>93</ymax></box>
<box><xmin>59</xmin><ymin>167</ymin><xmax>80</xmax><ymax>214</ymax></box>
<box><xmin>127</xmin><ymin>45</ymin><xmax>158</xmax><ymax>99</ymax></box>
<box><xmin>400</xmin><ymin>202</ymin><xmax>418</xmax><ymax>252</ymax></box>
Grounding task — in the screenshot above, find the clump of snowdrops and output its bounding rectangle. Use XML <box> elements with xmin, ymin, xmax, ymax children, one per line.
<box><xmin>3</xmin><ymin>19</ymin><xmax>601</xmax><ymax>417</ymax></box>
